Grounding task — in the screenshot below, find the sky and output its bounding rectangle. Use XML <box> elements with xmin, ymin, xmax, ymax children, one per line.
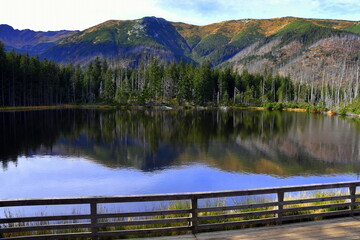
<box><xmin>1</xmin><ymin>0</ymin><xmax>360</xmax><ymax>31</ymax></box>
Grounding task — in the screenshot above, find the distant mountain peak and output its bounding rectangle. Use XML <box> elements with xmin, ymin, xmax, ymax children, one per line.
<box><xmin>0</xmin><ymin>24</ymin><xmax>77</xmax><ymax>53</ymax></box>
<box><xmin>142</xmin><ymin>16</ymin><xmax>167</xmax><ymax>23</ymax></box>
<box><xmin>0</xmin><ymin>24</ymin><xmax>15</xmax><ymax>33</ymax></box>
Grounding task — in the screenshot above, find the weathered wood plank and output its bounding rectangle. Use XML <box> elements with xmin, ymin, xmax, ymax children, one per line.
<box><xmin>198</xmin><ymin>202</ymin><xmax>277</xmax><ymax>213</ymax></box>
<box><xmin>1</xmin><ymin>181</ymin><xmax>358</xmax><ymax>207</ymax></box>
<box><xmin>196</xmin><ymin>217</ymin><xmax>360</xmax><ymax>240</ymax></box>
<box><xmin>1</xmin><ymin>232</ymin><xmax>91</xmax><ymax>240</ymax></box>
<box><xmin>192</xmin><ymin>181</ymin><xmax>360</xmax><ymax>199</ymax></box>
<box><xmin>197</xmin><ymin>217</ymin><xmax>277</xmax><ymax>230</ymax></box>
<box><xmin>283</xmin><ymin>195</ymin><xmax>351</xmax><ymax>205</ymax></box>
<box><xmin>281</xmin><ymin>209</ymin><xmax>356</xmax><ymax>221</ymax></box>
<box><xmin>198</xmin><ymin>209</ymin><xmax>278</xmax><ymax>221</ymax></box>
<box><xmin>349</xmin><ymin>184</ymin><xmax>357</xmax><ymax>215</ymax></box>
<box><xmin>276</xmin><ymin>191</ymin><xmax>284</xmax><ymax>225</ymax></box>
<box><xmin>0</xmin><ymin>194</ymin><xmax>192</xmax><ymax>207</ymax></box>
<box><xmin>97</xmin><ymin>226</ymin><xmax>191</xmax><ymax>236</ymax></box>
<box><xmin>0</xmin><ymin>214</ymin><xmax>91</xmax><ymax>224</ymax></box>
<box><xmin>96</xmin><ymin>209</ymin><xmax>191</xmax><ymax>219</ymax></box>
<box><xmin>191</xmin><ymin>197</ymin><xmax>198</xmax><ymax>234</ymax></box>
<box><xmin>0</xmin><ymin>222</ymin><xmax>91</xmax><ymax>233</ymax></box>
<box><xmin>96</xmin><ymin>217</ymin><xmax>191</xmax><ymax>228</ymax></box>
<box><xmin>195</xmin><ymin>217</ymin><xmax>360</xmax><ymax>240</ymax></box>
<box><xmin>281</xmin><ymin>202</ymin><xmax>351</xmax><ymax>213</ymax></box>
<box><xmin>90</xmin><ymin>202</ymin><xmax>98</xmax><ymax>240</ymax></box>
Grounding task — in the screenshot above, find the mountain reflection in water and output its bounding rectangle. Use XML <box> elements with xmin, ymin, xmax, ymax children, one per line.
<box><xmin>1</xmin><ymin>109</ymin><xmax>359</xmax><ymax>177</ymax></box>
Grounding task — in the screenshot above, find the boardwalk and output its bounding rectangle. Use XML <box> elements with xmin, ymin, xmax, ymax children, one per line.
<box><xmin>135</xmin><ymin>217</ymin><xmax>360</xmax><ymax>240</ymax></box>
<box><xmin>1</xmin><ymin>181</ymin><xmax>359</xmax><ymax>239</ymax></box>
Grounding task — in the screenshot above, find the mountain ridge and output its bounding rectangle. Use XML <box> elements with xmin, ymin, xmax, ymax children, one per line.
<box><xmin>0</xmin><ymin>24</ymin><xmax>77</xmax><ymax>55</ymax></box>
<box><xmin>2</xmin><ymin>16</ymin><xmax>360</xmax><ymax>83</ymax></box>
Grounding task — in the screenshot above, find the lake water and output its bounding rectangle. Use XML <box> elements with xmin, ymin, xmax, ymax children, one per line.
<box><xmin>1</xmin><ymin>109</ymin><xmax>360</xmax><ymax>203</ymax></box>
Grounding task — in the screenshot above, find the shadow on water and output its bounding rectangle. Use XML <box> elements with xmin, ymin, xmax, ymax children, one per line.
<box><xmin>1</xmin><ymin>109</ymin><xmax>360</xmax><ymax>176</ymax></box>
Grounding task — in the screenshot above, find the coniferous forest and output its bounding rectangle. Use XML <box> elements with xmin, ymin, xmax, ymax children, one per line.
<box><xmin>0</xmin><ymin>41</ymin><xmax>359</xmax><ymax>109</ymax></box>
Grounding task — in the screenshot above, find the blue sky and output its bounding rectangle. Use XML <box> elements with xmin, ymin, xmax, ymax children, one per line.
<box><xmin>1</xmin><ymin>0</ymin><xmax>360</xmax><ymax>31</ymax></box>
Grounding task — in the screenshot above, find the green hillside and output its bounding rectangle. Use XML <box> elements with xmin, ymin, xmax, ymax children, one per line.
<box><xmin>43</xmin><ymin>17</ymin><xmax>191</xmax><ymax>64</ymax></box>
<box><xmin>272</xmin><ymin>20</ymin><xmax>345</xmax><ymax>46</ymax></box>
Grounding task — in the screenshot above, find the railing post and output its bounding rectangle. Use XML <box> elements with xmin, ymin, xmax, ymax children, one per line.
<box><xmin>349</xmin><ymin>184</ymin><xmax>356</xmax><ymax>216</ymax></box>
<box><xmin>0</xmin><ymin>225</ymin><xmax>3</xmax><ymax>239</ymax></box>
<box><xmin>276</xmin><ymin>191</ymin><xmax>284</xmax><ymax>225</ymax></box>
<box><xmin>90</xmin><ymin>202</ymin><xmax>99</xmax><ymax>240</ymax></box>
<box><xmin>191</xmin><ymin>196</ymin><xmax>198</xmax><ymax>234</ymax></box>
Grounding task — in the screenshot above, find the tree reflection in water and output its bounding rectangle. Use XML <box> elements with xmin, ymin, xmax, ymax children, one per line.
<box><xmin>0</xmin><ymin>109</ymin><xmax>359</xmax><ymax>176</ymax></box>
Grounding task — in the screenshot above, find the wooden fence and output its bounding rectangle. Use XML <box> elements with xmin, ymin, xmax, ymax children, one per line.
<box><xmin>0</xmin><ymin>181</ymin><xmax>359</xmax><ymax>239</ymax></box>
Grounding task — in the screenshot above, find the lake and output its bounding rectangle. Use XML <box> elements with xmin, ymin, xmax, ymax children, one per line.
<box><xmin>1</xmin><ymin>109</ymin><xmax>360</xmax><ymax>203</ymax></box>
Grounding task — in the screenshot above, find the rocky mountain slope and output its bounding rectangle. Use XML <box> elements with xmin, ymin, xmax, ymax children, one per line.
<box><xmin>224</xmin><ymin>19</ymin><xmax>360</xmax><ymax>84</ymax></box>
<box><xmin>2</xmin><ymin>17</ymin><xmax>360</xmax><ymax>83</ymax></box>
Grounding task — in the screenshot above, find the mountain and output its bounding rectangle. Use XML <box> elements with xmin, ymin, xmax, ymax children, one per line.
<box><xmin>2</xmin><ymin>17</ymin><xmax>360</xmax><ymax>83</ymax></box>
<box><xmin>42</xmin><ymin>17</ymin><xmax>192</xmax><ymax>65</ymax></box>
<box><xmin>0</xmin><ymin>24</ymin><xmax>77</xmax><ymax>55</ymax></box>
<box><xmin>222</xmin><ymin>18</ymin><xmax>360</xmax><ymax>84</ymax></box>
<box><xmin>172</xmin><ymin>17</ymin><xmax>360</xmax><ymax>84</ymax></box>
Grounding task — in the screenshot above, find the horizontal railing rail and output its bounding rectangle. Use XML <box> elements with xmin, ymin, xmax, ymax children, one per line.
<box><xmin>0</xmin><ymin>181</ymin><xmax>359</xmax><ymax>239</ymax></box>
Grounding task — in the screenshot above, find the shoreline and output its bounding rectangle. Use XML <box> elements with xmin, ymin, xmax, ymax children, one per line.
<box><xmin>0</xmin><ymin>104</ymin><xmax>359</xmax><ymax>118</ymax></box>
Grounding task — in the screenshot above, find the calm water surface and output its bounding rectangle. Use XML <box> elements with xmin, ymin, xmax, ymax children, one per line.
<box><xmin>1</xmin><ymin>109</ymin><xmax>360</xmax><ymax>202</ymax></box>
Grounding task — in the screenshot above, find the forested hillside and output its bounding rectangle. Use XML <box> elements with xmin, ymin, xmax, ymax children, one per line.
<box><xmin>1</xmin><ymin>41</ymin><xmax>358</xmax><ymax>109</ymax></box>
<box><xmin>2</xmin><ymin>16</ymin><xmax>360</xmax><ymax>86</ymax></box>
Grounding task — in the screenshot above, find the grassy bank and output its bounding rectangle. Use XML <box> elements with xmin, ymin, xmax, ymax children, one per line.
<box><xmin>1</xmin><ymin>101</ymin><xmax>360</xmax><ymax>119</ymax></box>
<box><xmin>0</xmin><ymin>104</ymin><xmax>121</xmax><ymax>112</ymax></box>
<box><xmin>0</xmin><ymin>102</ymin><xmax>320</xmax><ymax>112</ymax></box>
<box><xmin>338</xmin><ymin>97</ymin><xmax>360</xmax><ymax>116</ymax></box>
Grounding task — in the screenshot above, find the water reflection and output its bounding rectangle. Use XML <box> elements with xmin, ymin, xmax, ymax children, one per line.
<box><xmin>0</xmin><ymin>109</ymin><xmax>360</xmax><ymax>176</ymax></box>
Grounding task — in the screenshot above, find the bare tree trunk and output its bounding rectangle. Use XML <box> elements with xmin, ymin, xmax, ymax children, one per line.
<box><xmin>310</xmin><ymin>81</ymin><xmax>314</xmax><ymax>104</ymax></box>
<box><xmin>355</xmin><ymin>62</ymin><xmax>359</xmax><ymax>99</ymax></box>
<box><xmin>321</xmin><ymin>69</ymin><xmax>325</xmax><ymax>105</ymax></box>
<box><xmin>337</xmin><ymin>58</ymin><xmax>347</xmax><ymax>105</ymax></box>
<box><xmin>272</xmin><ymin>77</ymin><xmax>275</xmax><ymax>102</ymax></box>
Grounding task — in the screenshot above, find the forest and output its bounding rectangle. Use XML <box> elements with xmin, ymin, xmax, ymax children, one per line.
<box><xmin>0</xmin><ymin>41</ymin><xmax>359</xmax><ymax>110</ymax></box>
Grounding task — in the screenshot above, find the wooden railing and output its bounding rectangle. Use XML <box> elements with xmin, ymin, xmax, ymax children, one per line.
<box><xmin>0</xmin><ymin>181</ymin><xmax>359</xmax><ymax>239</ymax></box>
